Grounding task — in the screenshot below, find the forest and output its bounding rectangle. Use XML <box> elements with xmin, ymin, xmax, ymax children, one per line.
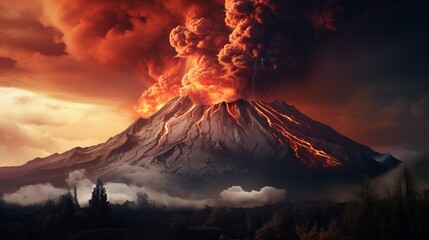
<box><xmin>0</xmin><ymin>169</ymin><xmax>428</xmax><ymax>240</ymax></box>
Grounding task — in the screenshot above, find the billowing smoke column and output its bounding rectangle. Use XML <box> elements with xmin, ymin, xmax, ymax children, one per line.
<box><xmin>219</xmin><ymin>0</ymin><xmax>341</xmax><ymax>81</ymax></box>
<box><xmin>137</xmin><ymin>3</ymin><xmax>237</xmax><ymax>115</ymax></box>
<box><xmin>136</xmin><ymin>0</ymin><xmax>342</xmax><ymax>117</ymax></box>
<box><xmin>40</xmin><ymin>0</ymin><xmax>357</xmax><ymax>117</ymax></box>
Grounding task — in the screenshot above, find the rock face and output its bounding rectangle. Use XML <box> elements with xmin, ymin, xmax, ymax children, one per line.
<box><xmin>0</xmin><ymin>96</ymin><xmax>399</xmax><ymax>192</ymax></box>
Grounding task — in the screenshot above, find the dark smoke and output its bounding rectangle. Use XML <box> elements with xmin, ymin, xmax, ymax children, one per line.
<box><xmin>138</xmin><ymin>0</ymin><xmax>349</xmax><ymax>114</ymax></box>
<box><xmin>42</xmin><ymin>0</ymin><xmax>393</xmax><ymax>115</ymax></box>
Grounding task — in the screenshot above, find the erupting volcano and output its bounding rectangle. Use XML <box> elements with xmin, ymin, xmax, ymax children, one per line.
<box><xmin>0</xmin><ymin>96</ymin><xmax>399</xmax><ymax>193</ymax></box>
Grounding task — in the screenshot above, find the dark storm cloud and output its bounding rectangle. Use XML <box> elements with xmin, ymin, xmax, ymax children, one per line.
<box><xmin>140</xmin><ymin>0</ymin><xmax>376</xmax><ymax>111</ymax></box>
<box><xmin>218</xmin><ymin>0</ymin><xmax>343</xmax><ymax>80</ymax></box>
<box><xmin>214</xmin><ymin>0</ymin><xmax>401</xmax><ymax>100</ymax></box>
<box><xmin>3</xmin><ymin>0</ymin><xmax>399</xmax><ymax>108</ymax></box>
<box><xmin>44</xmin><ymin>0</ymin><xmax>183</xmax><ymax>73</ymax></box>
<box><xmin>284</xmin><ymin>0</ymin><xmax>429</xmax><ymax>159</ymax></box>
<box><xmin>0</xmin><ymin>3</ymin><xmax>65</xmax><ymax>56</ymax></box>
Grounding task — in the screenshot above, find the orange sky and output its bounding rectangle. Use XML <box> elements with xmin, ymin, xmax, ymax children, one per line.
<box><xmin>1</xmin><ymin>0</ymin><xmax>428</xmax><ymax>166</ymax></box>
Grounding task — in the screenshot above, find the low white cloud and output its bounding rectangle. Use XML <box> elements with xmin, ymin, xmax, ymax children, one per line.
<box><xmin>134</xmin><ymin>187</ymin><xmax>212</xmax><ymax>208</ymax></box>
<box><xmin>103</xmin><ymin>183</ymin><xmax>212</xmax><ymax>208</ymax></box>
<box><xmin>115</xmin><ymin>164</ymin><xmax>168</xmax><ymax>188</ymax></box>
<box><xmin>65</xmin><ymin>170</ymin><xmax>94</xmax><ymax>206</ymax></box>
<box><xmin>220</xmin><ymin>186</ymin><xmax>287</xmax><ymax>207</ymax></box>
<box><xmin>3</xmin><ymin>183</ymin><xmax>66</xmax><ymax>206</ymax></box>
<box><xmin>104</xmin><ymin>183</ymin><xmax>139</xmax><ymax>204</ymax></box>
<box><xmin>66</xmin><ymin>169</ymin><xmax>87</xmax><ymax>186</ymax></box>
<box><xmin>3</xmin><ymin>169</ymin><xmax>287</xmax><ymax>208</ymax></box>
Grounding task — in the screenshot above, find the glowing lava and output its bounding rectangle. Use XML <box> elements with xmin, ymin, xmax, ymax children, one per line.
<box><xmin>145</xmin><ymin>96</ymin><xmax>341</xmax><ymax>168</ymax></box>
<box><xmin>250</xmin><ymin>101</ymin><xmax>341</xmax><ymax>167</ymax></box>
<box><xmin>0</xmin><ymin>95</ymin><xmax>399</xmax><ymax>192</ymax></box>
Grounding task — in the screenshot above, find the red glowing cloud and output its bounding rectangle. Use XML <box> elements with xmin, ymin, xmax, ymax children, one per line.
<box><xmin>0</xmin><ymin>0</ymin><xmax>352</xmax><ymax>120</ymax></box>
<box><xmin>136</xmin><ymin>0</ymin><xmax>343</xmax><ymax>117</ymax></box>
<box><xmin>43</xmin><ymin>0</ymin><xmax>180</xmax><ymax>73</ymax></box>
<box><xmin>3</xmin><ymin>0</ymin><xmax>421</xmax><ymax>166</ymax></box>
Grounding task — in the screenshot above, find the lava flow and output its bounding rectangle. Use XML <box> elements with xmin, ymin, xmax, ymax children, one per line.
<box><xmin>148</xmin><ymin>96</ymin><xmax>341</xmax><ymax>168</ymax></box>
<box><xmin>250</xmin><ymin>101</ymin><xmax>341</xmax><ymax>167</ymax></box>
<box><xmin>0</xmin><ymin>96</ymin><xmax>397</xmax><ymax>192</ymax></box>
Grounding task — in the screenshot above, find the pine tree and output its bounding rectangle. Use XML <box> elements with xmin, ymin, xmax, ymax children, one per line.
<box><xmin>355</xmin><ymin>176</ymin><xmax>378</xmax><ymax>240</ymax></box>
<box><xmin>58</xmin><ymin>190</ymin><xmax>76</xmax><ymax>230</ymax></box>
<box><xmin>403</xmin><ymin>168</ymin><xmax>419</xmax><ymax>239</ymax></box>
<box><xmin>88</xmin><ymin>179</ymin><xmax>111</xmax><ymax>227</ymax></box>
<box><xmin>89</xmin><ymin>179</ymin><xmax>109</xmax><ymax>208</ymax></box>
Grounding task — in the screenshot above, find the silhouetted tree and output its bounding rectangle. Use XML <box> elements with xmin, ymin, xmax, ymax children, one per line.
<box><xmin>58</xmin><ymin>190</ymin><xmax>75</xmax><ymax>228</ymax></box>
<box><xmin>390</xmin><ymin>168</ymin><xmax>421</xmax><ymax>239</ymax></box>
<box><xmin>0</xmin><ymin>197</ymin><xmax>5</xmax><ymax>224</ymax></box>
<box><xmin>89</xmin><ymin>179</ymin><xmax>109</xmax><ymax>209</ymax></box>
<box><xmin>73</xmin><ymin>184</ymin><xmax>80</xmax><ymax>209</ymax></box>
<box><xmin>254</xmin><ymin>208</ymin><xmax>287</xmax><ymax>240</ymax></box>
<box><xmin>357</xmin><ymin>176</ymin><xmax>378</xmax><ymax>240</ymax></box>
<box><xmin>88</xmin><ymin>179</ymin><xmax>112</xmax><ymax>227</ymax></box>
<box><xmin>421</xmin><ymin>189</ymin><xmax>429</xmax><ymax>239</ymax></box>
<box><xmin>404</xmin><ymin>168</ymin><xmax>419</xmax><ymax>239</ymax></box>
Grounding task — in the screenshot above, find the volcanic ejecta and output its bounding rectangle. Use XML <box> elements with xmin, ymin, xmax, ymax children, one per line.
<box><xmin>136</xmin><ymin>0</ymin><xmax>343</xmax><ymax>117</ymax></box>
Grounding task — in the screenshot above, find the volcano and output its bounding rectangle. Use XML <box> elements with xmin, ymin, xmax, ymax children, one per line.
<box><xmin>0</xmin><ymin>96</ymin><xmax>399</xmax><ymax>193</ymax></box>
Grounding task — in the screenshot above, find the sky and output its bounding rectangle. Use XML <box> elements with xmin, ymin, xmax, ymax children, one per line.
<box><xmin>0</xmin><ymin>0</ymin><xmax>428</xmax><ymax>166</ymax></box>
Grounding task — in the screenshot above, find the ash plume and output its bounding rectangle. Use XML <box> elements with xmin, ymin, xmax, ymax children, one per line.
<box><xmin>219</xmin><ymin>0</ymin><xmax>342</xmax><ymax>85</ymax></box>
<box><xmin>136</xmin><ymin>0</ymin><xmax>343</xmax><ymax>116</ymax></box>
<box><xmin>42</xmin><ymin>0</ymin><xmax>375</xmax><ymax>117</ymax></box>
<box><xmin>2</xmin><ymin>0</ymin><xmax>400</xmax><ymax>119</ymax></box>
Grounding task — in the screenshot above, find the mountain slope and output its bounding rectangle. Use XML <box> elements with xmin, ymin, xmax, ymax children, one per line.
<box><xmin>0</xmin><ymin>96</ymin><xmax>400</xmax><ymax>192</ymax></box>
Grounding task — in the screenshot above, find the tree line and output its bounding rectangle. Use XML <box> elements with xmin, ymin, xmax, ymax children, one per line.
<box><xmin>0</xmin><ymin>170</ymin><xmax>428</xmax><ymax>239</ymax></box>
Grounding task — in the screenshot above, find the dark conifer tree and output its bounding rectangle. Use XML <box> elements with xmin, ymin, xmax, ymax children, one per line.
<box><xmin>88</xmin><ymin>179</ymin><xmax>112</xmax><ymax>227</ymax></box>
<box><xmin>57</xmin><ymin>190</ymin><xmax>76</xmax><ymax>230</ymax></box>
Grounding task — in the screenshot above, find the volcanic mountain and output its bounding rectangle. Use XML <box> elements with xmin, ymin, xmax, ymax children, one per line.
<box><xmin>0</xmin><ymin>96</ymin><xmax>399</xmax><ymax>193</ymax></box>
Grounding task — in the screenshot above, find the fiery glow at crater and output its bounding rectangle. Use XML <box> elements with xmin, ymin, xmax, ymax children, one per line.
<box><xmin>145</xmin><ymin>97</ymin><xmax>342</xmax><ymax>168</ymax></box>
<box><xmin>134</xmin><ymin>0</ymin><xmax>341</xmax><ymax>118</ymax></box>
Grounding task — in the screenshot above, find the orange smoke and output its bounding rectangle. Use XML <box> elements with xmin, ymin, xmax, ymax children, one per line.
<box><xmin>42</xmin><ymin>0</ymin><xmax>342</xmax><ymax>118</ymax></box>
<box><xmin>43</xmin><ymin>0</ymin><xmax>179</xmax><ymax>70</ymax></box>
<box><xmin>135</xmin><ymin>0</ymin><xmax>342</xmax><ymax>118</ymax></box>
<box><xmin>136</xmin><ymin>2</ymin><xmax>240</xmax><ymax>117</ymax></box>
<box><xmin>2</xmin><ymin>0</ymin><xmax>345</xmax><ymax>119</ymax></box>
<box><xmin>136</xmin><ymin>59</ymin><xmax>185</xmax><ymax>117</ymax></box>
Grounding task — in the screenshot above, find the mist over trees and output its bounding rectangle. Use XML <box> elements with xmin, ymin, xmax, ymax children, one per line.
<box><xmin>295</xmin><ymin>169</ymin><xmax>429</xmax><ymax>240</ymax></box>
<box><xmin>0</xmin><ymin>170</ymin><xmax>428</xmax><ymax>239</ymax></box>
